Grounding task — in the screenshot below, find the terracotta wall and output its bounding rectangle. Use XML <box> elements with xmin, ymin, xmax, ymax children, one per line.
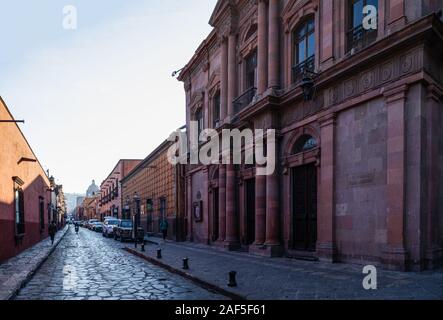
<box><xmin>0</xmin><ymin>98</ymin><xmax>51</xmax><ymax>262</ymax></box>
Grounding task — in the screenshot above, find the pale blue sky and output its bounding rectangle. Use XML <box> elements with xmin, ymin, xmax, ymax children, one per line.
<box><xmin>0</xmin><ymin>0</ymin><xmax>217</xmax><ymax>193</ymax></box>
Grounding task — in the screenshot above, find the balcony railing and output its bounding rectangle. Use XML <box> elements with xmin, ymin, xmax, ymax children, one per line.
<box><xmin>233</xmin><ymin>87</ymin><xmax>257</xmax><ymax>115</ymax></box>
<box><xmin>292</xmin><ymin>55</ymin><xmax>315</xmax><ymax>84</ymax></box>
<box><xmin>347</xmin><ymin>25</ymin><xmax>377</xmax><ymax>53</ymax></box>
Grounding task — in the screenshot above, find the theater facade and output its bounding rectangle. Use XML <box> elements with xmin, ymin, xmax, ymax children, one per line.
<box><xmin>178</xmin><ymin>0</ymin><xmax>443</xmax><ymax>271</ymax></box>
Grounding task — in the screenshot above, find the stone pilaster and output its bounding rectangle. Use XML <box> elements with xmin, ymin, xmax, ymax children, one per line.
<box><xmin>257</xmin><ymin>0</ymin><xmax>268</xmax><ymax>96</ymax></box>
<box><xmin>317</xmin><ymin>113</ymin><xmax>338</xmax><ymax>262</ymax></box>
<box><xmin>382</xmin><ymin>84</ymin><xmax>408</xmax><ymax>270</ymax></box>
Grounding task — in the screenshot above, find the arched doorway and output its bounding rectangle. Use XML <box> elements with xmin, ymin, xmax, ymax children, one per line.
<box><xmin>288</xmin><ymin>133</ymin><xmax>320</xmax><ymax>252</ymax></box>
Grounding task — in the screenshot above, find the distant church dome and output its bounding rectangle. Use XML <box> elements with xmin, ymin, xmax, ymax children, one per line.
<box><xmin>86</xmin><ymin>180</ymin><xmax>100</xmax><ymax>197</ymax></box>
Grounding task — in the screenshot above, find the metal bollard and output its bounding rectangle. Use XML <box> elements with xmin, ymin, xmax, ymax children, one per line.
<box><xmin>141</xmin><ymin>242</ymin><xmax>145</xmax><ymax>252</ymax></box>
<box><xmin>183</xmin><ymin>258</ymin><xmax>189</xmax><ymax>270</ymax></box>
<box><xmin>157</xmin><ymin>248</ymin><xmax>162</xmax><ymax>259</ymax></box>
<box><xmin>228</xmin><ymin>271</ymin><xmax>237</xmax><ymax>287</ymax></box>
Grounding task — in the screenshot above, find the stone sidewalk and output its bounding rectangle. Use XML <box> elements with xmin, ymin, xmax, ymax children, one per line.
<box><xmin>125</xmin><ymin>237</ymin><xmax>443</xmax><ymax>300</ymax></box>
<box><xmin>0</xmin><ymin>226</ymin><xmax>69</xmax><ymax>300</ymax></box>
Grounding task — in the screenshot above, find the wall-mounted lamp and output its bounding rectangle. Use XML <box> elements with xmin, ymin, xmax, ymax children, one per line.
<box><xmin>300</xmin><ymin>70</ymin><xmax>319</xmax><ymax>101</ymax></box>
<box><xmin>171</xmin><ymin>67</ymin><xmax>185</xmax><ymax>77</ymax></box>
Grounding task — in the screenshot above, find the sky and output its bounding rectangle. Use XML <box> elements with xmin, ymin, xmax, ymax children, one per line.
<box><xmin>0</xmin><ymin>0</ymin><xmax>217</xmax><ymax>194</ymax></box>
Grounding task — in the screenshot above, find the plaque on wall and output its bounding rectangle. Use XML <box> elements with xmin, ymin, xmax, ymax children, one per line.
<box><xmin>193</xmin><ymin>201</ymin><xmax>203</xmax><ymax>222</ymax></box>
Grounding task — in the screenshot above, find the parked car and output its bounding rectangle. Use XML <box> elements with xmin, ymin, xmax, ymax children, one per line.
<box><xmin>102</xmin><ymin>218</ymin><xmax>119</xmax><ymax>238</ymax></box>
<box><xmin>92</xmin><ymin>222</ymin><xmax>103</xmax><ymax>232</ymax></box>
<box><xmin>114</xmin><ymin>219</ymin><xmax>144</xmax><ymax>242</ymax></box>
<box><xmin>87</xmin><ymin>219</ymin><xmax>99</xmax><ymax>229</ymax></box>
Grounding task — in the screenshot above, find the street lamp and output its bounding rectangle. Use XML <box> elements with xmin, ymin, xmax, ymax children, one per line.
<box><xmin>133</xmin><ymin>192</ymin><xmax>141</xmax><ymax>248</ymax></box>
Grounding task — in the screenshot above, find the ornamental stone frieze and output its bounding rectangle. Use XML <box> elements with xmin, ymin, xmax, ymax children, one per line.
<box><xmin>324</xmin><ymin>47</ymin><xmax>423</xmax><ymax>108</ymax></box>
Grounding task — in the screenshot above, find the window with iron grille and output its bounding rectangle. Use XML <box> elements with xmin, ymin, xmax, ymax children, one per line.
<box><xmin>245</xmin><ymin>50</ymin><xmax>257</xmax><ymax>90</ymax></box>
<box><xmin>347</xmin><ymin>0</ymin><xmax>378</xmax><ymax>52</ymax></box>
<box><xmin>195</xmin><ymin>108</ymin><xmax>203</xmax><ymax>137</ymax></box>
<box><xmin>292</xmin><ymin>17</ymin><xmax>315</xmax><ymax>83</ymax></box>
<box><xmin>212</xmin><ymin>91</ymin><xmax>220</xmax><ymax>128</ymax></box>
<box><xmin>15</xmin><ymin>188</ymin><xmax>25</xmax><ymax>235</ymax></box>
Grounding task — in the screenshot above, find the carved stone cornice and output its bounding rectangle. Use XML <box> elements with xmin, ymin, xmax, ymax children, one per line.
<box><xmin>427</xmin><ymin>83</ymin><xmax>443</xmax><ymax>102</ymax></box>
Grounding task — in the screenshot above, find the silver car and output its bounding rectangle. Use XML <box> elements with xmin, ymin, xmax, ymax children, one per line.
<box><xmin>102</xmin><ymin>218</ymin><xmax>119</xmax><ymax>238</ymax></box>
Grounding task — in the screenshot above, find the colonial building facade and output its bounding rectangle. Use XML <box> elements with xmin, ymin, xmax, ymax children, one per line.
<box><xmin>178</xmin><ymin>0</ymin><xmax>443</xmax><ymax>271</ymax></box>
<box><xmin>121</xmin><ymin>140</ymin><xmax>186</xmax><ymax>241</ymax></box>
<box><xmin>0</xmin><ymin>97</ymin><xmax>52</xmax><ymax>262</ymax></box>
<box><xmin>99</xmin><ymin>160</ymin><xmax>141</xmax><ymax>219</ymax></box>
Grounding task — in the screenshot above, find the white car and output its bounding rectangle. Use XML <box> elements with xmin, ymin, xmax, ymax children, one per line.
<box><xmin>102</xmin><ymin>218</ymin><xmax>119</xmax><ymax>238</ymax></box>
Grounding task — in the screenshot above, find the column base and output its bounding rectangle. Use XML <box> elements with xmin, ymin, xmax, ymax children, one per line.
<box><xmin>425</xmin><ymin>245</ymin><xmax>443</xmax><ymax>270</ymax></box>
<box><xmin>249</xmin><ymin>244</ymin><xmax>283</xmax><ymax>257</ymax></box>
<box><xmin>316</xmin><ymin>241</ymin><xmax>338</xmax><ymax>263</ymax></box>
<box><xmin>224</xmin><ymin>240</ymin><xmax>240</xmax><ymax>251</ymax></box>
<box><xmin>381</xmin><ymin>245</ymin><xmax>408</xmax><ymax>271</ymax></box>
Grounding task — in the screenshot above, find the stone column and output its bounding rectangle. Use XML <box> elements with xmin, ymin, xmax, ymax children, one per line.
<box><xmin>225</xmin><ymin>164</ymin><xmax>238</xmax><ymax>247</ymax></box>
<box><xmin>382</xmin><ymin>85</ymin><xmax>408</xmax><ymax>270</ymax></box>
<box><xmin>186</xmin><ymin>175</ymin><xmax>193</xmax><ymax>241</ymax></box>
<box><xmin>268</xmin><ymin>0</ymin><xmax>280</xmax><ymax>89</ymax></box>
<box><xmin>254</xmin><ymin>166</ymin><xmax>266</xmax><ymax>245</ymax></box>
<box><xmin>265</xmin><ymin>150</ymin><xmax>280</xmax><ymax>247</ymax></box>
<box><xmin>425</xmin><ymin>84</ymin><xmax>443</xmax><ymax>268</ymax></box>
<box><xmin>218</xmin><ymin>165</ymin><xmax>226</xmax><ymax>242</ymax></box>
<box><xmin>257</xmin><ymin>0</ymin><xmax>268</xmax><ymax>95</ymax></box>
<box><xmin>317</xmin><ymin>113</ymin><xmax>337</xmax><ymax>262</ymax></box>
<box><xmin>220</xmin><ymin>37</ymin><xmax>228</xmax><ymax>123</ymax></box>
<box><xmin>227</xmin><ymin>33</ymin><xmax>237</xmax><ymax>121</ymax></box>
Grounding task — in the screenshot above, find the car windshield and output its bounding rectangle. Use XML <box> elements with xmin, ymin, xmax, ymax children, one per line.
<box><xmin>121</xmin><ymin>221</ymin><xmax>132</xmax><ymax>228</ymax></box>
<box><xmin>107</xmin><ymin>220</ymin><xmax>119</xmax><ymax>225</ymax></box>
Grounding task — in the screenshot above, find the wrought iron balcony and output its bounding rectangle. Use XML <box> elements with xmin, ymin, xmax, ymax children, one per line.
<box><xmin>233</xmin><ymin>87</ymin><xmax>257</xmax><ymax>115</ymax></box>
<box><xmin>347</xmin><ymin>24</ymin><xmax>377</xmax><ymax>53</ymax></box>
<box><xmin>292</xmin><ymin>55</ymin><xmax>315</xmax><ymax>84</ymax></box>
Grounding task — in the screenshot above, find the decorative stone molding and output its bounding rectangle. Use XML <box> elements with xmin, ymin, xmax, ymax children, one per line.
<box><xmin>325</xmin><ymin>48</ymin><xmax>422</xmax><ymax>108</ymax></box>
<box><xmin>282</xmin><ymin>0</ymin><xmax>319</xmax><ymax>34</ymax></box>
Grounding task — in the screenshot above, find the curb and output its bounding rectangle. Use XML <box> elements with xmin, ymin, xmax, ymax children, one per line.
<box><xmin>5</xmin><ymin>226</ymin><xmax>69</xmax><ymax>300</ymax></box>
<box><xmin>124</xmin><ymin>247</ymin><xmax>246</xmax><ymax>301</ymax></box>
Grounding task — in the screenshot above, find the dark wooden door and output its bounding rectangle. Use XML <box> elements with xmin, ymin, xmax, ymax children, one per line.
<box><xmin>245</xmin><ymin>178</ymin><xmax>256</xmax><ymax>245</ymax></box>
<box><xmin>212</xmin><ymin>189</ymin><xmax>219</xmax><ymax>241</ymax></box>
<box><xmin>292</xmin><ymin>164</ymin><xmax>318</xmax><ymax>251</ymax></box>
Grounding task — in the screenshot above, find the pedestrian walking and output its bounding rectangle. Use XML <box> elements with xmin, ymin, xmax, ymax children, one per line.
<box><xmin>159</xmin><ymin>218</ymin><xmax>168</xmax><ymax>241</ymax></box>
<box><xmin>49</xmin><ymin>221</ymin><xmax>57</xmax><ymax>245</ymax></box>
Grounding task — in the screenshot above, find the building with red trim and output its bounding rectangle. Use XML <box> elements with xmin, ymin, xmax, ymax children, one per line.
<box><xmin>178</xmin><ymin>0</ymin><xmax>443</xmax><ymax>270</ymax></box>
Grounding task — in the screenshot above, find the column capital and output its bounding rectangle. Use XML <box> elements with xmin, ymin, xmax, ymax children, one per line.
<box><xmin>318</xmin><ymin>112</ymin><xmax>336</xmax><ymax>127</ymax></box>
<box><xmin>427</xmin><ymin>83</ymin><xmax>443</xmax><ymax>102</ymax></box>
<box><xmin>383</xmin><ymin>84</ymin><xmax>408</xmax><ymax>104</ymax></box>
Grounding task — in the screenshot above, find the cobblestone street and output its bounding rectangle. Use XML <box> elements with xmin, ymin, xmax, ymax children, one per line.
<box><xmin>14</xmin><ymin>227</ymin><xmax>225</xmax><ymax>300</ymax></box>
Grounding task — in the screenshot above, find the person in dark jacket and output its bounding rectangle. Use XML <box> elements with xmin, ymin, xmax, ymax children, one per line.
<box><xmin>159</xmin><ymin>218</ymin><xmax>168</xmax><ymax>241</ymax></box>
<box><xmin>49</xmin><ymin>221</ymin><xmax>57</xmax><ymax>245</ymax></box>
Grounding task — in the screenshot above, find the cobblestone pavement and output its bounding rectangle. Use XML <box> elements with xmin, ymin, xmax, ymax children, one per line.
<box><xmin>131</xmin><ymin>237</ymin><xmax>443</xmax><ymax>300</ymax></box>
<box><xmin>0</xmin><ymin>227</ymin><xmax>68</xmax><ymax>300</ymax></box>
<box><xmin>14</xmin><ymin>227</ymin><xmax>225</xmax><ymax>300</ymax></box>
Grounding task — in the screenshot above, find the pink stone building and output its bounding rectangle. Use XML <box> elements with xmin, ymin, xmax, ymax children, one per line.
<box><xmin>178</xmin><ymin>0</ymin><xmax>443</xmax><ymax>271</ymax></box>
<box><xmin>99</xmin><ymin>160</ymin><xmax>141</xmax><ymax>220</ymax></box>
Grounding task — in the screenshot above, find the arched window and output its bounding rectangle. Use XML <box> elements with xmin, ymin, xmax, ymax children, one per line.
<box><xmin>292</xmin><ymin>135</ymin><xmax>318</xmax><ymax>154</ymax></box>
<box><xmin>292</xmin><ymin>17</ymin><xmax>315</xmax><ymax>83</ymax></box>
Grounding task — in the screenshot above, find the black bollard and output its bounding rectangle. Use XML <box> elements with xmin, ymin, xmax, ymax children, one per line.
<box><xmin>183</xmin><ymin>258</ymin><xmax>189</xmax><ymax>270</ymax></box>
<box><xmin>157</xmin><ymin>248</ymin><xmax>162</xmax><ymax>259</ymax></box>
<box><xmin>141</xmin><ymin>242</ymin><xmax>145</xmax><ymax>252</ymax></box>
<box><xmin>228</xmin><ymin>271</ymin><xmax>237</xmax><ymax>287</ymax></box>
